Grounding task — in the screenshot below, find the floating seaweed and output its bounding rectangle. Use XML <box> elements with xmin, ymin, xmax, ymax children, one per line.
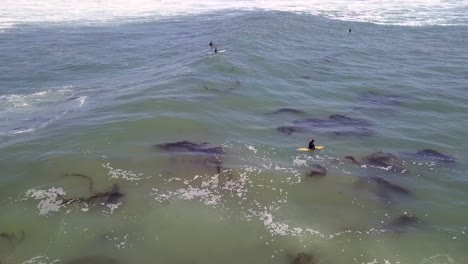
<box><xmin>61</xmin><ymin>173</ymin><xmax>95</xmax><ymax>193</ymax></box>
<box><xmin>59</xmin><ymin>174</ymin><xmax>124</xmax><ymax>207</ymax></box>
<box><xmin>307</xmin><ymin>165</ymin><xmax>327</xmax><ymax>177</ymax></box>
<box><xmin>60</xmin><ymin>183</ymin><xmax>124</xmax><ymax>206</ymax></box>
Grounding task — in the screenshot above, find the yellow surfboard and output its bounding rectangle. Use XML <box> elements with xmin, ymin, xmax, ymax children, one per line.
<box><xmin>297</xmin><ymin>146</ymin><xmax>324</xmax><ymax>151</ymax></box>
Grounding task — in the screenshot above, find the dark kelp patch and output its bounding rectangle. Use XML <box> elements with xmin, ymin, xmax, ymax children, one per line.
<box><xmin>61</xmin><ymin>183</ymin><xmax>124</xmax><ymax>206</ymax></box>
<box><xmin>58</xmin><ymin>174</ymin><xmax>124</xmax><ymax>207</ymax></box>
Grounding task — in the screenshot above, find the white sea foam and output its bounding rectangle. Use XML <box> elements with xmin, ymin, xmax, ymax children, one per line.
<box><xmin>25</xmin><ymin>187</ymin><xmax>66</xmax><ymax>216</ymax></box>
<box><xmin>0</xmin><ymin>88</ymin><xmax>86</xmax><ymax>137</ymax></box>
<box><xmin>102</xmin><ymin>162</ymin><xmax>144</xmax><ymax>182</ymax></box>
<box><xmin>21</xmin><ymin>256</ymin><xmax>60</xmax><ymax>264</ymax></box>
<box><xmin>0</xmin><ymin>0</ymin><xmax>466</xmax><ymax>30</ymax></box>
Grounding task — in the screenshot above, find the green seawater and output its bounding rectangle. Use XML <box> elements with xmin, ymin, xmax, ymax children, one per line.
<box><xmin>0</xmin><ymin>11</ymin><xmax>467</xmax><ymax>264</ymax></box>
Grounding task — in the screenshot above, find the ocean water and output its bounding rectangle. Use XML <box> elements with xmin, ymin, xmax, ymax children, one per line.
<box><xmin>1</xmin><ymin>1</ymin><xmax>468</xmax><ymax>263</ymax></box>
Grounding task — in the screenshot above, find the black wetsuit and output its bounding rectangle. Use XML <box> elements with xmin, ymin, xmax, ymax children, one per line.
<box><xmin>308</xmin><ymin>141</ymin><xmax>315</xmax><ymax>150</ymax></box>
<box><xmin>309</xmin><ymin>140</ymin><xmax>315</xmax><ymax>149</ymax></box>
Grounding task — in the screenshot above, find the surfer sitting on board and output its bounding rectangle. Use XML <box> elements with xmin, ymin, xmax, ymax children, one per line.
<box><xmin>308</xmin><ymin>139</ymin><xmax>315</xmax><ymax>150</ymax></box>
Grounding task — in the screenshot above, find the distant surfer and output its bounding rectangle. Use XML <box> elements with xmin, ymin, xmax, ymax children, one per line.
<box><xmin>348</xmin><ymin>28</ymin><xmax>352</xmax><ymax>33</ymax></box>
<box><xmin>214</xmin><ymin>46</ymin><xmax>218</xmax><ymax>53</ymax></box>
<box><xmin>308</xmin><ymin>139</ymin><xmax>315</xmax><ymax>150</ymax></box>
<box><xmin>209</xmin><ymin>41</ymin><xmax>213</xmax><ymax>47</ymax></box>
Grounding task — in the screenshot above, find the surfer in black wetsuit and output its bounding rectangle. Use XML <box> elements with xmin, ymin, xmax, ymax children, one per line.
<box><xmin>308</xmin><ymin>139</ymin><xmax>315</xmax><ymax>150</ymax></box>
<box><xmin>209</xmin><ymin>41</ymin><xmax>213</xmax><ymax>47</ymax></box>
<box><xmin>214</xmin><ymin>47</ymin><xmax>218</xmax><ymax>53</ymax></box>
<box><xmin>348</xmin><ymin>28</ymin><xmax>352</xmax><ymax>33</ymax></box>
